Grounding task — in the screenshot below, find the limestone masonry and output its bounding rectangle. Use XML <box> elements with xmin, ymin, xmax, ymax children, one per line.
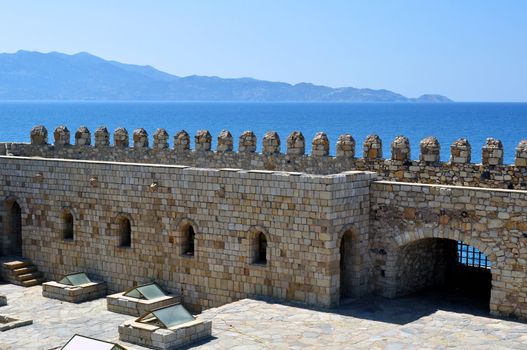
<box><xmin>1</xmin><ymin>125</ymin><xmax>526</xmax><ymax>320</ymax></box>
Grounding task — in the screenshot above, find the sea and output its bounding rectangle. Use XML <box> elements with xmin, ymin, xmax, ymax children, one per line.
<box><xmin>0</xmin><ymin>101</ymin><xmax>526</xmax><ymax>164</ymax></box>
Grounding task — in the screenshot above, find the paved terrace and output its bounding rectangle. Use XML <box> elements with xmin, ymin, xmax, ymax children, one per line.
<box><xmin>0</xmin><ymin>283</ymin><xmax>526</xmax><ymax>350</ymax></box>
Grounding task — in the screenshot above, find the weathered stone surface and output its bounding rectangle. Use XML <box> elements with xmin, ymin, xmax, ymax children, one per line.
<box><xmin>133</xmin><ymin>128</ymin><xmax>149</xmax><ymax>149</ymax></box>
<box><xmin>482</xmin><ymin>138</ymin><xmax>504</xmax><ymax>166</ymax></box>
<box><xmin>114</xmin><ymin>128</ymin><xmax>129</xmax><ymax>148</ymax></box>
<box><xmin>311</xmin><ymin>132</ymin><xmax>329</xmax><ymax>157</ymax></box>
<box><xmin>74</xmin><ymin>126</ymin><xmax>91</xmax><ymax>146</ymax></box>
<box><xmin>195</xmin><ymin>130</ymin><xmax>212</xmax><ymax>152</ymax></box>
<box><xmin>450</xmin><ymin>138</ymin><xmax>471</xmax><ymax>164</ymax></box>
<box><xmin>217</xmin><ymin>130</ymin><xmax>233</xmax><ymax>153</ymax></box>
<box><xmin>94</xmin><ymin>126</ymin><xmax>110</xmax><ymax>147</ymax></box>
<box><xmin>363</xmin><ymin>135</ymin><xmax>382</xmax><ymax>160</ymax></box>
<box><xmin>391</xmin><ymin>136</ymin><xmax>410</xmax><ymax>162</ymax></box>
<box><xmin>286</xmin><ymin>131</ymin><xmax>305</xmax><ymax>156</ymax></box>
<box><xmin>30</xmin><ymin>125</ymin><xmax>48</xmax><ymax>145</ymax></box>
<box><xmin>263</xmin><ymin>131</ymin><xmax>280</xmax><ymax>155</ymax></box>
<box><xmin>238</xmin><ymin>131</ymin><xmax>257</xmax><ymax>153</ymax></box>
<box><xmin>419</xmin><ymin>136</ymin><xmax>440</xmax><ymax>163</ymax></box>
<box><xmin>53</xmin><ymin>125</ymin><xmax>70</xmax><ymax>146</ymax></box>
<box><xmin>174</xmin><ymin>130</ymin><xmax>190</xmax><ymax>152</ymax></box>
<box><xmin>336</xmin><ymin>134</ymin><xmax>355</xmax><ymax>158</ymax></box>
<box><xmin>153</xmin><ymin>128</ymin><xmax>169</xmax><ymax>150</ymax></box>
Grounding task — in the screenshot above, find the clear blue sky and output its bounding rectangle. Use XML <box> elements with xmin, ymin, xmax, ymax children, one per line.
<box><xmin>1</xmin><ymin>1</ymin><xmax>526</xmax><ymax>101</ymax></box>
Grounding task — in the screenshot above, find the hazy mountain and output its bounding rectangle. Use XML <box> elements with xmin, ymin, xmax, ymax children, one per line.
<box><xmin>0</xmin><ymin>50</ymin><xmax>452</xmax><ymax>102</ymax></box>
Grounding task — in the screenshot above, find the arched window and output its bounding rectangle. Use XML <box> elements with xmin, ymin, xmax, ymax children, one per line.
<box><xmin>249</xmin><ymin>230</ymin><xmax>268</xmax><ymax>265</ymax></box>
<box><xmin>183</xmin><ymin>225</ymin><xmax>195</xmax><ymax>256</ymax></box>
<box><xmin>61</xmin><ymin>209</ymin><xmax>74</xmax><ymax>240</ymax></box>
<box><xmin>256</xmin><ymin>232</ymin><xmax>267</xmax><ymax>264</ymax></box>
<box><xmin>118</xmin><ymin>216</ymin><xmax>132</xmax><ymax>247</ymax></box>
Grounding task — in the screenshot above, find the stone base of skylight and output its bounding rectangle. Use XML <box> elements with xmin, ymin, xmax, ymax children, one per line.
<box><xmin>107</xmin><ymin>292</ymin><xmax>181</xmax><ymax>316</ymax></box>
<box><xmin>0</xmin><ymin>295</ymin><xmax>6</xmax><ymax>306</ymax></box>
<box><xmin>119</xmin><ymin>318</ymin><xmax>212</xmax><ymax>350</ymax></box>
<box><xmin>42</xmin><ymin>281</ymin><xmax>107</xmax><ymax>303</ymax></box>
<box><xmin>0</xmin><ymin>315</ymin><xmax>32</xmax><ymax>331</ymax></box>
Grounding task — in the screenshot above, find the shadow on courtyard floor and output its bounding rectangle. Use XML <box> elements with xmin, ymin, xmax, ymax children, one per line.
<box><xmin>254</xmin><ymin>287</ymin><xmax>526</xmax><ymax>326</ymax></box>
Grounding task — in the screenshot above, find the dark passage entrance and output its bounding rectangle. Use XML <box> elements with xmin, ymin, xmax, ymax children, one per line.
<box><xmin>3</xmin><ymin>200</ymin><xmax>22</xmax><ymax>256</ymax></box>
<box><xmin>394</xmin><ymin>238</ymin><xmax>492</xmax><ymax>313</ymax></box>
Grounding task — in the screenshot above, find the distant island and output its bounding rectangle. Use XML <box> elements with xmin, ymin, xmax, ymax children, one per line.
<box><xmin>0</xmin><ymin>50</ymin><xmax>452</xmax><ymax>102</ymax></box>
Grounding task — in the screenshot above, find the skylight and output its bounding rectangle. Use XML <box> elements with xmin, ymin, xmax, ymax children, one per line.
<box><xmin>137</xmin><ymin>303</ymin><xmax>195</xmax><ymax>328</ymax></box>
<box><xmin>59</xmin><ymin>272</ymin><xmax>92</xmax><ymax>286</ymax></box>
<box><xmin>123</xmin><ymin>283</ymin><xmax>167</xmax><ymax>300</ymax></box>
<box><xmin>61</xmin><ymin>334</ymin><xmax>127</xmax><ymax>350</ymax></box>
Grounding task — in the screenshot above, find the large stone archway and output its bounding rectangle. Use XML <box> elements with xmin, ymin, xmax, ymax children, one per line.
<box><xmin>384</xmin><ymin>229</ymin><xmax>498</xmax><ymax>314</ymax></box>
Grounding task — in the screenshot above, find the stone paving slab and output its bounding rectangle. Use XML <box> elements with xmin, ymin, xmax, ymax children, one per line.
<box><xmin>0</xmin><ymin>283</ymin><xmax>526</xmax><ymax>349</ymax></box>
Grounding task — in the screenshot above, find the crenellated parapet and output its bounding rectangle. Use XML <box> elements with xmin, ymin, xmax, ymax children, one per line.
<box><xmin>114</xmin><ymin>128</ymin><xmax>129</xmax><ymax>148</ymax></box>
<box><xmin>239</xmin><ymin>131</ymin><xmax>256</xmax><ymax>153</ymax></box>
<box><xmin>515</xmin><ymin>140</ymin><xmax>527</xmax><ymax>167</ymax></box>
<box><xmin>312</xmin><ymin>132</ymin><xmax>330</xmax><ymax>157</ymax></box>
<box><xmin>419</xmin><ymin>136</ymin><xmax>440</xmax><ymax>163</ymax></box>
<box><xmin>450</xmin><ymin>138</ymin><xmax>471</xmax><ymax>164</ymax></box>
<box><xmin>482</xmin><ymin>138</ymin><xmax>504</xmax><ymax>166</ymax></box>
<box><xmin>217</xmin><ymin>130</ymin><xmax>233</xmax><ymax>152</ymax></box>
<box><xmin>363</xmin><ymin>134</ymin><xmax>382</xmax><ymax>160</ymax></box>
<box><xmin>286</xmin><ymin>131</ymin><xmax>305</xmax><ymax>156</ymax></box>
<box><xmin>263</xmin><ymin>131</ymin><xmax>280</xmax><ymax>155</ymax></box>
<box><xmin>174</xmin><ymin>130</ymin><xmax>191</xmax><ymax>152</ymax></box>
<box><xmin>75</xmin><ymin>126</ymin><xmax>91</xmax><ymax>146</ymax></box>
<box><xmin>54</xmin><ymin>125</ymin><xmax>70</xmax><ymax>146</ymax></box>
<box><xmin>95</xmin><ymin>126</ymin><xmax>110</xmax><ymax>147</ymax></box>
<box><xmin>391</xmin><ymin>136</ymin><xmax>410</xmax><ymax>162</ymax></box>
<box><xmin>7</xmin><ymin>125</ymin><xmax>527</xmax><ymax>189</ymax></box>
<box><xmin>30</xmin><ymin>125</ymin><xmax>48</xmax><ymax>145</ymax></box>
<box><xmin>133</xmin><ymin>128</ymin><xmax>149</xmax><ymax>149</ymax></box>
<box><xmin>153</xmin><ymin>128</ymin><xmax>169</xmax><ymax>150</ymax></box>
<box><xmin>195</xmin><ymin>130</ymin><xmax>212</xmax><ymax>152</ymax></box>
<box><xmin>336</xmin><ymin>134</ymin><xmax>355</xmax><ymax>158</ymax></box>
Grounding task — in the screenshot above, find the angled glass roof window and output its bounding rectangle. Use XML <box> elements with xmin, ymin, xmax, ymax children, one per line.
<box><xmin>62</xmin><ymin>334</ymin><xmax>127</xmax><ymax>350</ymax></box>
<box><xmin>123</xmin><ymin>282</ymin><xmax>167</xmax><ymax>300</ymax></box>
<box><xmin>59</xmin><ymin>272</ymin><xmax>92</xmax><ymax>286</ymax></box>
<box><xmin>137</xmin><ymin>303</ymin><xmax>195</xmax><ymax>328</ymax></box>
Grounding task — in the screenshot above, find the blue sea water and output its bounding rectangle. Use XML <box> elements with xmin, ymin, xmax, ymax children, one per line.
<box><xmin>0</xmin><ymin>101</ymin><xmax>526</xmax><ymax>163</ymax></box>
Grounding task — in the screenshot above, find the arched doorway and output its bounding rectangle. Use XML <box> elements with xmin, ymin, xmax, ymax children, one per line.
<box><xmin>390</xmin><ymin>237</ymin><xmax>492</xmax><ymax>312</ymax></box>
<box><xmin>3</xmin><ymin>199</ymin><xmax>22</xmax><ymax>256</ymax></box>
<box><xmin>339</xmin><ymin>229</ymin><xmax>360</xmax><ymax>299</ymax></box>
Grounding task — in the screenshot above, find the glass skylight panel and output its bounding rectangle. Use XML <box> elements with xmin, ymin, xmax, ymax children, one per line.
<box><xmin>123</xmin><ymin>283</ymin><xmax>166</xmax><ymax>300</ymax></box>
<box><xmin>59</xmin><ymin>272</ymin><xmax>92</xmax><ymax>286</ymax></box>
<box><xmin>151</xmin><ymin>304</ymin><xmax>195</xmax><ymax>328</ymax></box>
<box><xmin>138</xmin><ymin>304</ymin><xmax>195</xmax><ymax>328</ymax></box>
<box><xmin>137</xmin><ymin>284</ymin><xmax>166</xmax><ymax>299</ymax></box>
<box><xmin>62</xmin><ymin>334</ymin><xmax>126</xmax><ymax>350</ymax></box>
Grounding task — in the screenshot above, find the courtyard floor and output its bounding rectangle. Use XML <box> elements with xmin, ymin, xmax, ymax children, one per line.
<box><xmin>0</xmin><ymin>283</ymin><xmax>525</xmax><ymax>350</ymax></box>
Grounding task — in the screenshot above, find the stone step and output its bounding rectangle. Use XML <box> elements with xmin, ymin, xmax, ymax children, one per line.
<box><xmin>3</xmin><ymin>260</ymin><xmax>31</xmax><ymax>270</ymax></box>
<box><xmin>20</xmin><ymin>278</ymin><xmax>44</xmax><ymax>287</ymax></box>
<box><xmin>12</xmin><ymin>266</ymin><xmax>37</xmax><ymax>276</ymax></box>
<box><xmin>17</xmin><ymin>272</ymin><xmax>43</xmax><ymax>282</ymax></box>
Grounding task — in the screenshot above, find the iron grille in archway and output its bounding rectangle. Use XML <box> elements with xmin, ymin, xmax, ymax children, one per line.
<box><xmin>457</xmin><ymin>241</ymin><xmax>490</xmax><ymax>269</ymax></box>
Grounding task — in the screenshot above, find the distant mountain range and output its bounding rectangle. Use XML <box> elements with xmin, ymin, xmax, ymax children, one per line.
<box><xmin>0</xmin><ymin>50</ymin><xmax>452</xmax><ymax>102</ymax></box>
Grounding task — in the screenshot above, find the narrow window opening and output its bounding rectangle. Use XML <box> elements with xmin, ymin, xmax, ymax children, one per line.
<box><xmin>254</xmin><ymin>232</ymin><xmax>267</xmax><ymax>264</ymax></box>
<box><xmin>62</xmin><ymin>211</ymin><xmax>74</xmax><ymax>240</ymax></box>
<box><xmin>119</xmin><ymin>217</ymin><xmax>132</xmax><ymax>247</ymax></box>
<box><xmin>183</xmin><ymin>225</ymin><xmax>195</xmax><ymax>256</ymax></box>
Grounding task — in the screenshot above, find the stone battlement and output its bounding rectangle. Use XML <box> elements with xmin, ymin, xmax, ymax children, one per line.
<box><xmin>1</xmin><ymin>125</ymin><xmax>527</xmax><ymax>189</ymax></box>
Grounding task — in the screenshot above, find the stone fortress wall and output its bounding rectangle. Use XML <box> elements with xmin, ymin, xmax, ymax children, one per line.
<box><xmin>1</xmin><ymin>125</ymin><xmax>527</xmax><ymax>189</ymax></box>
<box><xmin>0</xmin><ymin>125</ymin><xmax>526</xmax><ymax>320</ymax></box>
<box><xmin>0</xmin><ymin>154</ymin><xmax>374</xmax><ymax>311</ymax></box>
